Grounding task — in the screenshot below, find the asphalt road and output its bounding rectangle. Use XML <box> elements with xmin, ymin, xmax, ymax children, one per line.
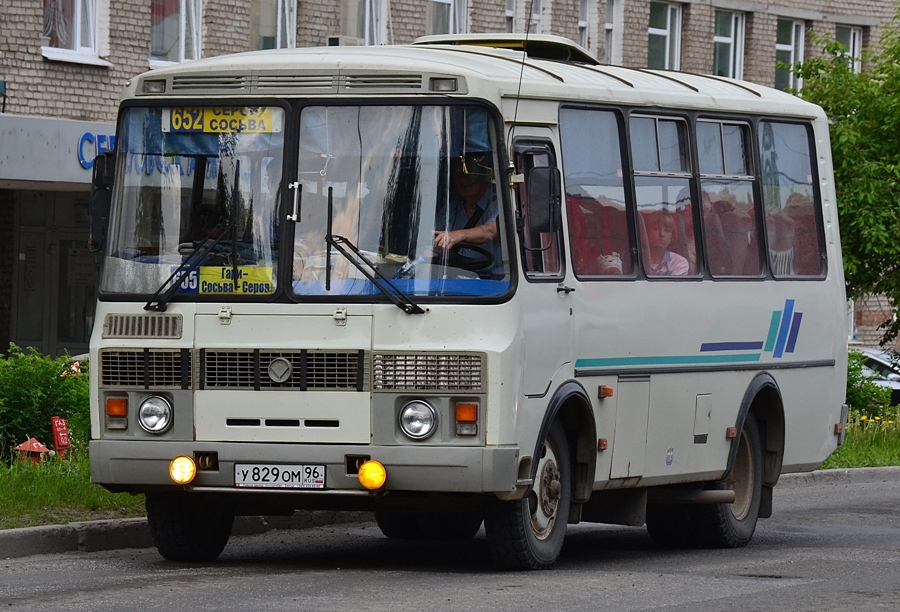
<box><xmin>2</xmin><ymin>468</ymin><xmax>900</xmax><ymax>611</ymax></box>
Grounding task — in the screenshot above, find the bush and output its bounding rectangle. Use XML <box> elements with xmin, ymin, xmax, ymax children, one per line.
<box><xmin>846</xmin><ymin>349</ymin><xmax>893</xmax><ymax>419</ymax></box>
<box><xmin>0</xmin><ymin>344</ymin><xmax>89</xmax><ymax>463</ymax></box>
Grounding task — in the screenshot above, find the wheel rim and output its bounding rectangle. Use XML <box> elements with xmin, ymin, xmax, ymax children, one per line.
<box><xmin>728</xmin><ymin>426</ymin><xmax>754</xmax><ymax>520</ymax></box>
<box><xmin>529</xmin><ymin>439</ymin><xmax>561</xmax><ymax>540</ymax></box>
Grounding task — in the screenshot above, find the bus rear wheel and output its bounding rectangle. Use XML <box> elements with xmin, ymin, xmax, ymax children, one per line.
<box><xmin>484</xmin><ymin>421</ymin><xmax>571</xmax><ymax>570</ymax></box>
<box><xmin>146</xmin><ymin>492</ymin><xmax>234</xmax><ymax>562</ymax></box>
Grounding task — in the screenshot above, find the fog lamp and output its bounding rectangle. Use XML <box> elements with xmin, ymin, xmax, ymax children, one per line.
<box><xmin>169</xmin><ymin>456</ymin><xmax>197</xmax><ymax>485</ymax></box>
<box><xmin>138</xmin><ymin>396</ymin><xmax>172</xmax><ymax>433</ymax></box>
<box><xmin>358</xmin><ymin>459</ymin><xmax>386</xmax><ymax>490</ymax></box>
<box><xmin>399</xmin><ymin>400</ymin><xmax>437</xmax><ymax>440</ymax></box>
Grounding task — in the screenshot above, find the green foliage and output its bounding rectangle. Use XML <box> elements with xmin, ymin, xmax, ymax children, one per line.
<box><xmin>0</xmin><ymin>448</ymin><xmax>145</xmax><ymax>529</ymax></box>
<box><xmin>822</xmin><ymin>406</ymin><xmax>900</xmax><ymax>469</ymax></box>
<box><xmin>0</xmin><ymin>344</ymin><xmax>89</xmax><ymax>463</ymax></box>
<box><xmin>846</xmin><ymin>350</ymin><xmax>893</xmax><ymax>417</ymax></box>
<box><xmin>794</xmin><ymin>19</ymin><xmax>900</xmax><ymax>343</ymax></box>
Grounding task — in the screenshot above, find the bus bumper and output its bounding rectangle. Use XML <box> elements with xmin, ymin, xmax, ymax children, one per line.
<box><xmin>89</xmin><ymin>439</ymin><xmax>520</xmax><ymax>495</ymax></box>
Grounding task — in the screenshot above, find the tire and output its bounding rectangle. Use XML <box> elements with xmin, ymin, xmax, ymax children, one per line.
<box><xmin>484</xmin><ymin>421</ymin><xmax>571</xmax><ymax>570</ymax></box>
<box><xmin>374</xmin><ymin>511</ymin><xmax>425</xmax><ymax>540</ymax></box>
<box><xmin>146</xmin><ymin>493</ymin><xmax>234</xmax><ymax>562</ymax></box>
<box><xmin>693</xmin><ymin>416</ymin><xmax>764</xmax><ymax>548</ymax></box>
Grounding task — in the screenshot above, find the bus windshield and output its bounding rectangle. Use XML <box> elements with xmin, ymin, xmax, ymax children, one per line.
<box><xmin>100</xmin><ymin>103</ymin><xmax>511</xmax><ymax>300</ymax></box>
<box><xmin>291</xmin><ymin>104</ymin><xmax>509</xmax><ymax>298</ymax></box>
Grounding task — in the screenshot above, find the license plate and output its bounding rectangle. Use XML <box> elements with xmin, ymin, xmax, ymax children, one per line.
<box><xmin>234</xmin><ymin>463</ymin><xmax>325</xmax><ymax>489</ymax></box>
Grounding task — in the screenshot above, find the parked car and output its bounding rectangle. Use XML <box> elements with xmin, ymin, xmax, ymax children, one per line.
<box><xmin>854</xmin><ymin>347</ymin><xmax>900</xmax><ymax>405</ymax></box>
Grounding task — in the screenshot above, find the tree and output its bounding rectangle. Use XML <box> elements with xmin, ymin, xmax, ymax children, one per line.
<box><xmin>794</xmin><ymin>18</ymin><xmax>900</xmax><ymax>344</ymax></box>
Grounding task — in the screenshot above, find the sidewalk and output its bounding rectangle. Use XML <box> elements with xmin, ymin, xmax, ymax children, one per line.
<box><xmin>2</xmin><ymin>468</ymin><xmax>898</xmax><ymax>560</ymax></box>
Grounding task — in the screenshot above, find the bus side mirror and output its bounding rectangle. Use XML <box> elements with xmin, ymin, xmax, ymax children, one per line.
<box><xmin>89</xmin><ymin>151</ymin><xmax>115</xmax><ymax>252</ymax></box>
<box><xmin>527</xmin><ymin>166</ymin><xmax>561</xmax><ymax>233</ymax></box>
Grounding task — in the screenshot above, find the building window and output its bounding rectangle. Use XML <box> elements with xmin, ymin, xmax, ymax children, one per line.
<box><xmin>775</xmin><ymin>18</ymin><xmax>804</xmax><ymax>91</ymax></box>
<box><xmin>836</xmin><ymin>25</ymin><xmax>863</xmax><ymax>73</ymax></box>
<box><xmin>150</xmin><ymin>0</ymin><xmax>202</xmax><ymax>64</ymax></box>
<box><xmin>427</xmin><ymin>0</ymin><xmax>466</xmax><ymax>35</ymax></box>
<box><xmin>41</xmin><ymin>0</ymin><xmax>111</xmax><ymax>65</ymax></box>
<box><xmin>343</xmin><ymin>0</ymin><xmax>384</xmax><ymax>45</ymax></box>
<box><xmin>251</xmin><ymin>0</ymin><xmax>296</xmax><ymax>50</ymax></box>
<box><xmin>605</xmin><ymin>0</ymin><xmax>622</xmax><ymax>64</ymax></box>
<box><xmin>506</xmin><ymin>0</ymin><xmax>515</xmax><ymax>33</ymax></box>
<box><xmin>648</xmin><ymin>1</ymin><xmax>681</xmax><ymax>70</ymax></box>
<box><xmin>578</xmin><ymin>0</ymin><xmax>589</xmax><ymax>48</ymax></box>
<box><xmin>530</xmin><ymin>0</ymin><xmax>543</xmax><ymax>34</ymax></box>
<box><xmin>713</xmin><ymin>10</ymin><xmax>744</xmax><ymax>79</ymax></box>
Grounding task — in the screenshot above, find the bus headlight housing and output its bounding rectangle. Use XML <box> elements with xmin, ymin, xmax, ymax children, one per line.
<box><xmin>138</xmin><ymin>396</ymin><xmax>173</xmax><ymax>433</ymax></box>
<box><xmin>399</xmin><ymin>400</ymin><xmax>437</xmax><ymax>440</ymax></box>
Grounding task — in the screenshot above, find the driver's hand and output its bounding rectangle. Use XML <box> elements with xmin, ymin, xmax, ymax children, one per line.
<box><xmin>433</xmin><ymin>229</ymin><xmax>462</xmax><ymax>250</ymax></box>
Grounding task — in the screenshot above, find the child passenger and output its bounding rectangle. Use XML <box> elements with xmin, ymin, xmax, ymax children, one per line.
<box><xmin>644</xmin><ymin>210</ymin><xmax>689</xmax><ymax>276</ymax></box>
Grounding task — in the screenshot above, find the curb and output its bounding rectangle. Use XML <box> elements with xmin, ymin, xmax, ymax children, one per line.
<box><xmin>3</xmin><ymin>468</ymin><xmax>899</xmax><ymax>560</ymax></box>
<box><xmin>0</xmin><ymin>511</ymin><xmax>371</xmax><ymax>560</ymax></box>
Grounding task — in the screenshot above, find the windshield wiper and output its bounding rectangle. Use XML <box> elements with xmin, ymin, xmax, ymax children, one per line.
<box><xmin>322</xmin><ymin>187</ymin><xmax>426</xmax><ymax>315</ymax></box>
<box><xmin>144</xmin><ymin>223</ymin><xmax>231</xmax><ymax>312</ymax></box>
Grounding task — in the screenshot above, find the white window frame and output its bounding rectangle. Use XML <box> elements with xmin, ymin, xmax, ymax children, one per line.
<box><xmin>150</xmin><ymin>0</ymin><xmax>202</xmax><ymax>67</ymax></box>
<box><xmin>775</xmin><ymin>18</ymin><xmax>805</xmax><ymax>90</ymax></box>
<box><xmin>577</xmin><ymin>0</ymin><xmax>589</xmax><ymax>49</ymax></box>
<box><xmin>530</xmin><ymin>0</ymin><xmax>543</xmax><ymax>34</ymax></box>
<box><xmin>506</xmin><ymin>0</ymin><xmax>515</xmax><ymax>33</ymax></box>
<box><xmin>343</xmin><ymin>0</ymin><xmax>385</xmax><ymax>46</ymax></box>
<box><xmin>41</xmin><ymin>0</ymin><xmax>112</xmax><ymax>67</ymax></box>
<box><xmin>605</xmin><ymin>0</ymin><xmax>623</xmax><ymax>64</ymax></box>
<box><xmin>647</xmin><ymin>1</ymin><xmax>681</xmax><ymax>71</ymax></box>
<box><xmin>713</xmin><ymin>10</ymin><xmax>745</xmax><ymax>80</ymax></box>
<box><xmin>836</xmin><ymin>25</ymin><xmax>862</xmax><ymax>73</ymax></box>
<box><xmin>251</xmin><ymin>0</ymin><xmax>296</xmax><ymax>49</ymax></box>
<box><xmin>427</xmin><ymin>0</ymin><xmax>466</xmax><ymax>36</ymax></box>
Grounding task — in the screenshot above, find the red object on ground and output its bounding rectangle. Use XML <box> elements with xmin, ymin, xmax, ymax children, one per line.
<box><xmin>13</xmin><ymin>437</ymin><xmax>50</xmax><ymax>463</ymax></box>
<box><xmin>51</xmin><ymin>416</ymin><xmax>70</xmax><ymax>459</ymax></box>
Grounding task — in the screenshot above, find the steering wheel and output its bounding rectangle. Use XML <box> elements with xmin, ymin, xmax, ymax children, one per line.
<box><xmin>430</xmin><ymin>242</ymin><xmax>494</xmax><ymax>272</ymax></box>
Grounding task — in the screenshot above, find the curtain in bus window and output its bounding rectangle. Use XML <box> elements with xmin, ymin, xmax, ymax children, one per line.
<box><xmin>559</xmin><ymin>108</ymin><xmax>631</xmax><ymax>277</ymax></box>
<box><xmin>759</xmin><ymin>121</ymin><xmax>822</xmax><ymax>276</ymax></box>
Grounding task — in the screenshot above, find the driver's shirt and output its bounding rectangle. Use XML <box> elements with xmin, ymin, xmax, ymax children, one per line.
<box><xmin>435</xmin><ymin>190</ymin><xmax>503</xmax><ymax>278</ymax></box>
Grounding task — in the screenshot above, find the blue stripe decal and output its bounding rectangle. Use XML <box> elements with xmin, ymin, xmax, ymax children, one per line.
<box><xmin>700</xmin><ymin>341</ymin><xmax>765</xmax><ymax>352</ymax></box>
<box><xmin>575</xmin><ymin>353</ymin><xmax>762</xmax><ymax>368</ymax></box>
<box><xmin>773</xmin><ymin>299</ymin><xmax>795</xmax><ymax>358</ymax></box>
<box><xmin>764</xmin><ymin>311</ymin><xmax>781</xmax><ymax>352</ymax></box>
<box><xmin>786</xmin><ymin>312</ymin><xmax>803</xmax><ymax>353</ymax></box>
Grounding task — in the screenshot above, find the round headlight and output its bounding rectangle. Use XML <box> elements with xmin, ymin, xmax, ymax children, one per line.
<box><xmin>399</xmin><ymin>400</ymin><xmax>437</xmax><ymax>439</ymax></box>
<box><xmin>139</xmin><ymin>396</ymin><xmax>173</xmax><ymax>433</ymax></box>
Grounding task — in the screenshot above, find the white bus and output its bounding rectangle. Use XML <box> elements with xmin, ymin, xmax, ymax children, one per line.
<box><xmin>89</xmin><ymin>34</ymin><xmax>848</xmax><ymax>570</ymax></box>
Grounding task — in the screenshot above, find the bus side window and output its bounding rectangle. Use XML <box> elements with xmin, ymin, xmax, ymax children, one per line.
<box><xmin>514</xmin><ymin>142</ymin><xmax>563</xmax><ymax>278</ymax></box>
<box><xmin>559</xmin><ymin>108</ymin><xmax>633</xmax><ymax>277</ymax></box>
<box><xmin>697</xmin><ymin>120</ymin><xmax>761</xmax><ymax>277</ymax></box>
<box><xmin>759</xmin><ymin>121</ymin><xmax>824</xmax><ymax>277</ymax></box>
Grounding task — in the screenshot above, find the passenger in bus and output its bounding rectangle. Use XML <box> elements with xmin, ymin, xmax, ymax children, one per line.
<box><xmin>432</xmin><ymin>153</ymin><xmax>503</xmax><ymax>278</ymax></box>
<box><xmin>644</xmin><ymin>209</ymin><xmax>689</xmax><ymax>276</ymax></box>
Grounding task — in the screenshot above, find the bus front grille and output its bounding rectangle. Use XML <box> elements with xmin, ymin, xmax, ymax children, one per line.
<box><xmin>202</xmin><ymin>350</ymin><xmax>369</xmax><ymax>391</ymax></box>
<box><xmin>99</xmin><ymin>349</ymin><xmax>191</xmax><ymax>389</ymax></box>
<box><xmin>373</xmin><ymin>353</ymin><xmax>484</xmax><ymax>391</ymax></box>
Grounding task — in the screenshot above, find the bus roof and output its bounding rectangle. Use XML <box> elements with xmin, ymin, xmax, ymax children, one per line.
<box><xmin>130</xmin><ymin>35</ymin><xmax>821</xmax><ymax>119</ymax></box>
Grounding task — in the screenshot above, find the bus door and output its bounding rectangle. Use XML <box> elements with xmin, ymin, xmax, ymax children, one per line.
<box><xmin>513</xmin><ymin>137</ymin><xmax>573</xmax><ymax>397</ymax></box>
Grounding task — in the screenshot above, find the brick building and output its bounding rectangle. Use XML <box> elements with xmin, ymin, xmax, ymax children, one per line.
<box><xmin>0</xmin><ymin>0</ymin><xmax>894</xmax><ymax>355</ymax></box>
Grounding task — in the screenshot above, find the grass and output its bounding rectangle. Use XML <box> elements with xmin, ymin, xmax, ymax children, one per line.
<box><xmin>0</xmin><ymin>446</ymin><xmax>145</xmax><ymax>530</ymax></box>
<box><xmin>821</xmin><ymin>408</ymin><xmax>900</xmax><ymax>469</ymax></box>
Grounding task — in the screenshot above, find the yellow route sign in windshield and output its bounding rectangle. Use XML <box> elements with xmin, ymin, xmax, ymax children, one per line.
<box><xmin>163</xmin><ymin>107</ymin><xmax>283</xmax><ymax>134</ymax></box>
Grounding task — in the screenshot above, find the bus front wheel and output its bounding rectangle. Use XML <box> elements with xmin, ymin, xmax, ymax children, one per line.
<box><xmin>484</xmin><ymin>421</ymin><xmax>571</xmax><ymax>570</ymax></box>
<box><xmin>146</xmin><ymin>492</ymin><xmax>234</xmax><ymax>562</ymax></box>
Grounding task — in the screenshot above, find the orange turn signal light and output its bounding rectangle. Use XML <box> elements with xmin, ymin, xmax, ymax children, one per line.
<box><xmin>598</xmin><ymin>385</ymin><xmax>614</xmax><ymax>399</ymax></box>
<box><xmin>106</xmin><ymin>397</ymin><xmax>128</xmax><ymax>417</ymax></box>
<box><xmin>455</xmin><ymin>403</ymin><xmax>478</xmax><ymax>423</ymax></box>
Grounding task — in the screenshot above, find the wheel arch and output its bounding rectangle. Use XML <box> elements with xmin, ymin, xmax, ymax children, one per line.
<box><xmin>532</xmin><ymin>380</ymin><xmax>596</xmax><ymax>505</ymax></box>
<box><xmin>729</xmin><ymin>372</ymin><xmax>785</xmax><ymax>517</ymax></box>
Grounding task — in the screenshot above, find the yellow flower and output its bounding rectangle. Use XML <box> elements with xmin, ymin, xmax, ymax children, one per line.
<box><xmin>861</xmin><ymin>415</ymin><xmax>869</xmax><ymax>421</ymax></box>
<box><xmin>875</xmin><ymin>416</ymin><xmax>882</xmax><ymax>421</ymax></box>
